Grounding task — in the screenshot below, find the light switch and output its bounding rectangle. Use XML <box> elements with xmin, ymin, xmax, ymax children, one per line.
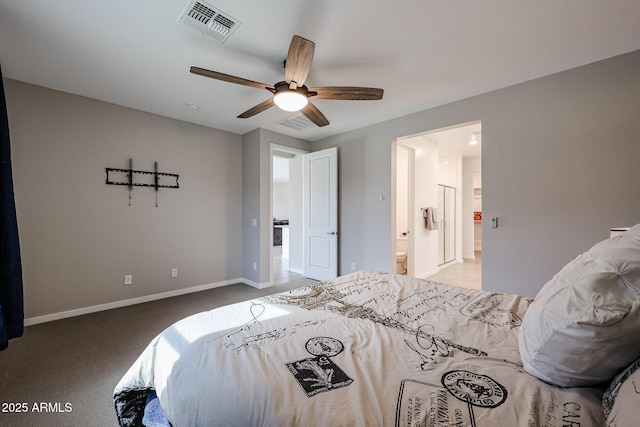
<box><xmin>490</xmin><ymin>217</ymin><xmax>498</xmax><ymax>228</ymax></box>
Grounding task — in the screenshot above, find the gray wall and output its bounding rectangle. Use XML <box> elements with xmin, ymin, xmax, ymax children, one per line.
<box><xmin>241</xmin><ymin>129</ymin><xmax>262</xmax><ymax>284</ymax></box>
<box><xmin>5</xmin><ymin>79</ymin><xmax>243</xmax><ymax>319</ymax></box>
<box><xmin>313</xmin><ymin>49</ymin><xmax>640</xmax><ymax>297</ymax></box>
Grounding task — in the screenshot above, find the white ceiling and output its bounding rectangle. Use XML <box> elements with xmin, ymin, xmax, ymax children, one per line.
<box><xmin>399</xmin><ymin>122</ymin><xmax>482</xmax><ymax>162</ymax></box>
<box><xmin>1</xmin><ymin>0</ymin><xmax>639</xmax><ymax>142</ymax></box>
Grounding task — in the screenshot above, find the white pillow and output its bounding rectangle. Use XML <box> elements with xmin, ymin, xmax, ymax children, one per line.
<box><xmin>519</xmin><ymin>223</ymin><xmax>640</xmax><ymax>387</ymax></box>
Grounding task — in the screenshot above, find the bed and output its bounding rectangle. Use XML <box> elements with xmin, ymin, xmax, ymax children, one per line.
<box><xmin>114</xmin><ymin>224</ymin><xmax>640</xmax><ymax>426</ymax></box>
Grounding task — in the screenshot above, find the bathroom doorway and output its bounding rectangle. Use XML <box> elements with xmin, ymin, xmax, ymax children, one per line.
<box><xmin>395</xmin><ymin>143</ymin><xmax>415</xmax><ymax>275</ymax></box>
<box><xmin>393</xmin><ymin>121</ymin><xmax>482</xmax><ymax>289</ymax></box>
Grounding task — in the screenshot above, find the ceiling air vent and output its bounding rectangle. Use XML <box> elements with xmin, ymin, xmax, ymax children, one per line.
<box><xmin>179</xmin><ymin>0</ymin><xmax>241</xmax><ymax>43</ymax></box>
<box><xmin>278</xmin><ymin>114</ymin><xmax>315</xmax><ymax>131</ymax></box>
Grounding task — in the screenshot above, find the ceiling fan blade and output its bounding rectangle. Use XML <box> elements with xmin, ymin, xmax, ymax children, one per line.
<box><xmin>301</xmin><ymin>102</ymin><xmax>329</xmax><ymax>127</ymax></box>
<box><xmin>308</xmin><ymin>86</ymin><xmax>384</xmax><ymax>100</ymax></box>
<box><xmin>190</xmin><ymin>66</ymin><xmax>274</xmax><ymax>91</ymax></box>
<box><xmin>284</xmin><ymin>35</ymin><xmax>315</xmax><ymax>88</ymax></box>
<box><xmin>237</xmin><ymin>98</ymin><xmax>275</xmax><ymax>119</ymax></box>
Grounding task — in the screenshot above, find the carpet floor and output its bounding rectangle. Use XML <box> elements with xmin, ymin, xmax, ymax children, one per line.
<box><xmin>0</xmin><ymin>278</ymin><xmax>313</xmax><ymax>426</ymax></box>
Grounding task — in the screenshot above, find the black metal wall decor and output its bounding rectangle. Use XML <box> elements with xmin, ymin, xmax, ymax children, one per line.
<box><xmin>106</xmin><ymin>159</ymin><xmax>179</xmax><ymax>206</ymax></box>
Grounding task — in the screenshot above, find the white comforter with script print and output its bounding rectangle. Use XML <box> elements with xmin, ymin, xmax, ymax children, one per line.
<box><xmin>114</xmin><ymin>270</ymin><xmax>606</xmax><ymax>426</ymax></box>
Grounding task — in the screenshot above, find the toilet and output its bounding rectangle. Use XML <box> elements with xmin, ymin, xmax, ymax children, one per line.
<box><xmin>396</xmin><ymin>238</ymin><xmax>408</xmax><ymax>275</ymax></box>
<box><xmin>396</xmin><ymin>251</ymin><xmax>407</xmax><ymax>275</ymax></box>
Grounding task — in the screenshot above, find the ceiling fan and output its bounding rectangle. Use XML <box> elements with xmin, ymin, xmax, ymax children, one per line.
<box><xmin>190</xmin><ymin>35</ymin><xmax>384</xmax><ymax>127</ymax></box>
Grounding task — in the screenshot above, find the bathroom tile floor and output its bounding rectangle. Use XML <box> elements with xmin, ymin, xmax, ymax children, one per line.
<box><xmin>427</xmin><ymin>252</ymin><xmax>482</xmax><ymax>290</ymax></box>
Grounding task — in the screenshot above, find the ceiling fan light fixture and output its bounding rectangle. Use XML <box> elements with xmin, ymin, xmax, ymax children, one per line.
<box><xmin>190</xmin><ymin>35</ymin><xmax>383</xmax><ymax>127</ymax></box>
<box><xmin>273</xmin><ymin>90</ymin><xmax>308</xmax><ymax>112</ymax></box>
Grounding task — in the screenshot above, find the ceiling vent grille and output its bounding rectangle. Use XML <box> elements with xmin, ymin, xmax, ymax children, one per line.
<box><xmin>179</xmin><ymin>0</ymin><xmax>241</xmax><ymax>43</ymax></box>
<box><xmin>277</xmin><ymin>114</ymin><xmax>315</xmax><ymax>131</ymax></box>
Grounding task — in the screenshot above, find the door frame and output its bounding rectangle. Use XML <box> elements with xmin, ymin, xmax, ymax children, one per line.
<box><xmin>392</xmin><ymin>141</ymin><xmax>416</xmax><ymax>276</ymax></box>
<box><xmin>270</xmin><ymin>144</ymin><xmax>309</xmax><ymax>285</ymax></box>
<box><xmin>392</xmin><ymin>120</ymin><xmax>482</xmax><ymax>283</ymax></box>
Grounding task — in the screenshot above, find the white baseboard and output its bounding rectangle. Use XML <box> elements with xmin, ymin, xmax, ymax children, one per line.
<box><xmin>417</xmin><ymin>268</ymin><xmax>440</xmax><ymax>279</ymax></box>
<box><xmin>241</xmin><ymin>278</ymin><xmax>274</xmax><ymax>289</ymax></box>
<box><xmin>24</xmin><ymin>277</ymin><xmax>265</xmax><ymax>326</ymax></box>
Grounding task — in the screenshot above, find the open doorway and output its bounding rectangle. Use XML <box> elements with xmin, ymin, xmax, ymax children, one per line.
<box><xmin>271</xmin><ymin>145</ymin><xmax>306</xmax><ymax>285</ymax></box>
<box><xmin>393</xmin><ymin>121</ymin><xmax>482</xmax><ymax>290</ymax></box>
<box><xmin>270</xmin><ymin>144</ymin><xmax>339</xmax><ymax>284</ymax></box>
<box><xmin>395</xmin><ymin>143</ymin><xmax>415</xmax><ymax>276</ymax></box>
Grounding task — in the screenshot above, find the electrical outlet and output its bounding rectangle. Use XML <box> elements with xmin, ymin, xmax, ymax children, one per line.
<box><xmin>171</xmin><ymin>268</ymin><xmax>178</xmax><ymax>277</ymax></box>
<box><xmin>351</xmin><ymin>262</ymin><xmax>356</xmax><ymax>271</ymax></box>
<box><xmin>124</xmin><ymin>275</ymin><xmax>132</xmax><ymax>285</ymax></box>
<box><xmin>252</xmin><ymin>262</ymin><xmax>257</xmax><ymax>271</ymax></box>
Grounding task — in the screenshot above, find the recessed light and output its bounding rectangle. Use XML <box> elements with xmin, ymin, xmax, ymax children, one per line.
<box><xmin>187</xmin><ymin>103</ymin><xmax>200</xmax><ymax>110</ymax></box>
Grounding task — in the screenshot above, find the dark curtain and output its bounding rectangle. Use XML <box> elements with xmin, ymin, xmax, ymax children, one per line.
<box><xmin>0</xmin><ymin>66</ymin><xmax>24</xmax><ymax>350</ymax></box>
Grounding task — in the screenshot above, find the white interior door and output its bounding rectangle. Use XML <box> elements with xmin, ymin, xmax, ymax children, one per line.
<box><xmin>304</xmin><ymin>147</ymin><xmax>338</xmax><ymax>281</ymax></box>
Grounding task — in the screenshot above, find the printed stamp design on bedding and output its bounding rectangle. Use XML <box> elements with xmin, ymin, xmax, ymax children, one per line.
<box><xmin>459</xmin><ymin>293</ymin><xmax>522</xmax><ymax>327</ymax></box>
<box><xmin>442</xmin><ymin>370</ymin><xmax>507</xmax><ymax>427</ymax></box>
<box><xmin>286</xmin><ymin>356</ymin><xmax>353</xmax><ymax>397</ymax></box>
<box><xmin>395</xmin><ymin>372</ymin><xmax>508</xmax><ymax>426</ymax></box>
<box><xmin>306</xmin><ymin>337</ymin><xmax>344</xmax><ymax>357</ymax></box>
<box><xmin>396</xmin><ymin>379</ymin><xmax>462</xmax><ymax>427</ymax></box>
<box><xmin>441</xmin><ymin>370</ymin><xmax>507</xmax><ymax>409</ymax></box>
